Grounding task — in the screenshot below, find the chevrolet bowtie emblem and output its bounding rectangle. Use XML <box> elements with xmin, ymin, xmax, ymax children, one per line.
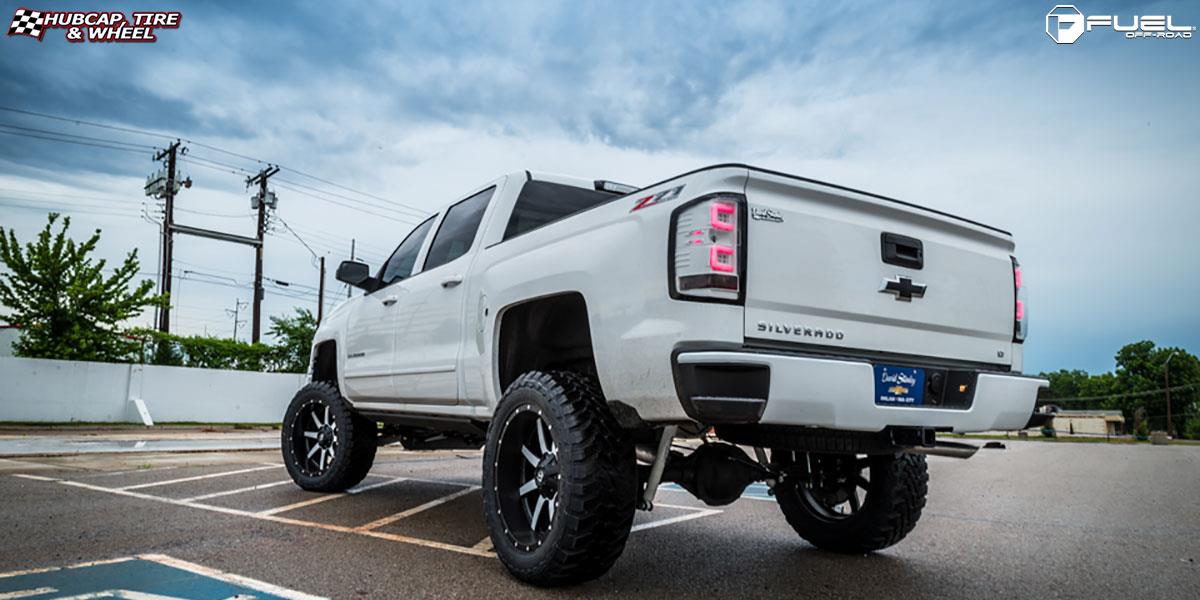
<box><xmin>880</xmin><ymin>276</ymin><xmax>927</xmax><ymax>301</ymax></box>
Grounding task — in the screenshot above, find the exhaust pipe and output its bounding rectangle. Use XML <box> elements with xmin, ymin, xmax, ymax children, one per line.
<box><xmin>906</xmin><ymin>440</ymin><xmax>979</xmax><ymax>459</ymax></box>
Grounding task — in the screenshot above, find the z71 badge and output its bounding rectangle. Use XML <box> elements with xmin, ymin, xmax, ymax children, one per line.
<box><xmin>630</xmin><ymin>185</ymin><xmax>684</xmax><ymax>212</ymax></box>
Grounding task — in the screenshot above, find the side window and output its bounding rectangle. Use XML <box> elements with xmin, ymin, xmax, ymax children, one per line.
<box><xmin>423</xmin><ymin>187</ymin><xmax>494</xmax><ymax>271</ymax></box>
<box><xmin>503</xmin><ymin>180</ymin><xmax>613</xmax><ymax>240</ymax></box>
<box><xmin>379</xmin><ymin>217</ymin><xmax>435</xmax><ymax>286</ymax></box>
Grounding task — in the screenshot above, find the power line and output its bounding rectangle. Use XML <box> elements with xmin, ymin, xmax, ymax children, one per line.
<box><xmin>274</xmin><ymin>222</ymin><xmax>387</xmax><ymax>257</ymax></box>
<box><xmin>184</xmin><ymin>153</ymin><xmax>256</xmax><ymax>175</ymax></box>
<box><xmin>1040</xmin><ymin>382</ymin><xmax>1200</xmax><ymax>404</ymax></box>
<box><xmin>173</xmin><ymin>259</ymin><xmax>251</xmax><ymax>280</ymax></box>
<box><xmin>0</xmin><ymin>187</ymin><xmax>136</xmax><ymax>204</ymax></box>
<box><xmin>0</xmin><ymin>194</ymin><xmax>139</xmax><ymax>212</ymax></box>
<box><xmin>267</xmin><ymin>232</ymin><xmax>382</xmax><ymax>266</ymax></box>
<box><xmin>0</xmin><ymin>105</ymin><xmax>424</xmax><ymax>221</ymax></box>
<box><xmin>0</xmin><ymin>128</ymin><xmax>151</xmax><ymax>154</ymax></box>
<box><xmin>266</xmin><ymin>230</ymin><xmax>382</xmax><ymax>262</ymax></box>
<box><xmin>180</xmin><ymin>157</ymin><xmax>419</xmax><ymax>231</ymax></box>
<box><xmin>0</xmin><ymin>199</ymin><xmax>141</xmax><ymax>219</ymax></box>
<box><xmin>274</xmin><ymin>175</ymin><xmax>428</xmax><ymax>219</ymax></box>
<box><xmin>271</xmin><ymin>180</ymin><xmax>417</xmax><ymax>224</ymax></box>
<box><xmin>273</xmin><ymin>177</ymin><xmax>424</xmax><ymax>221</ymax></box>
<box><xmin>0</xmin><ymin>122</ymin><xmax>155</xmax><ymax>149</ymax></box>
<box><xmin>273</xmin><ymin>214</ymin><xmax>320</xmax><ymax>260</ymax></box>
<box><xmin>176</xmin><ymin>206</ymin><xmax>255</xmax><ymax>219</ymax></box>
<box><xmin>0</xmin><ymin>105</ymin><xmax>176</xmax><ymax>141</ymax></box>
<box><xmin>174</xmin><ymin>270</ymin><xmax>320</xmax><ymax>301</ymax></box>
<box><xmin>178</xmin><ymin>157</ymin><xmax>248</xmax><ymax>177</ymax></box>
<box><xmin>184</xmin><ymin>140</ymin><xmax>266</xmax><ymax>166</ymax></box>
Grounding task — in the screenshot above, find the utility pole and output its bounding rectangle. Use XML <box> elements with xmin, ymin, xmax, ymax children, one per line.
<box><xmin>318</xmin><ymin>256</ymin><xmax>326</xmax><ymax>324</ymax></box>
<box><xmin>246</xmin><ymin>165</ymin><xmax>280</xmax><ymax>343</ymax></box>
<box><xmin>225</xmin><ymin>298</ymin><xmax>248</xmax><ymax>342</ymax></box>
<box><xmin>1164</xmin><ymin>351</ymin><xmax>1178</xmax><ymax>437</ymax></box>
<box><xmin>146</xmin><ymin>140</ymin><xmax>189</xmax><ymax>333</ymax></box>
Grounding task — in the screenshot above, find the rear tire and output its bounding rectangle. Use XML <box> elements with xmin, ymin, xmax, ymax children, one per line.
<box><xmin>282</xmin><ymin>381</ymin><xmax>377</xmax><ymax>492</ymax></box>
<box><xmin>482</xmin><ymin>370</ymin><xmax>636</xmax><ymax>586</ymax></box>
<box><xmin>773</xmin><ymin>450</ymin><xmax>928</xmax><ymax>553</ymax></box>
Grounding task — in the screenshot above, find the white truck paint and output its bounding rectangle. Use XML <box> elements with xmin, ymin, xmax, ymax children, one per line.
<box><xmin>313</xmin><ymin>164</ymin><xmax>1045</xmax><ymax>433</ymax></box>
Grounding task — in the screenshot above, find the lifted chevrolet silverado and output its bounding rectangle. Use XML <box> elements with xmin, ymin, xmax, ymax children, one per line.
<box><xmin>280</xmin><ymin>164</ymin><xmax>1046</xmax><ymax>585</ymax></box>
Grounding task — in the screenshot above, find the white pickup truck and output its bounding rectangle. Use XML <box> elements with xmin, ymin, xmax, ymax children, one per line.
<box><xmin>280</xmin><ymin>164</ymin><xmax>1046</xmax><ymax>585</ymax></box>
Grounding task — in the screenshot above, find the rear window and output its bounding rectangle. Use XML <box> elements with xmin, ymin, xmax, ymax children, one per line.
<box><xmin>503</xmin><ymin>180</ymin><xmax>614</xmax><ymax>240</ymax></box>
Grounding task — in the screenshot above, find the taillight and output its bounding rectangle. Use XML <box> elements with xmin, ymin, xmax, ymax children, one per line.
<box><xmin>1012</xmin><ymin>256</ymin><xmax>1027</xmax><ymax>342</ymax></box>
<box><xmin>669</xmin><ymin>194</ymin><xmax>745</xmax><ymax>303</ymax></box>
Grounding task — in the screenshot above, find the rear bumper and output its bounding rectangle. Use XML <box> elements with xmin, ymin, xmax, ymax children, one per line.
<box><xmin>673</xmin><ymin>350</ymin><xmax>1047</xmax><ymax>433</ymax></box>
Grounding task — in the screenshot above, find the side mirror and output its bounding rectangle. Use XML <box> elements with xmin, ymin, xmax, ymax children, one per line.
<box><xmin>336</xmin><ymin>260</ymin><xmax>378</xmax><ymax>291</ymax></box>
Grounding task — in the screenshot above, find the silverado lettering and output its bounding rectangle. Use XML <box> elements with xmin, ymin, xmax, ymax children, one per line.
<box><xmin>757</xmin><ymin>321</ymin><xmax>845</xmax><ymax>340</ymax></box>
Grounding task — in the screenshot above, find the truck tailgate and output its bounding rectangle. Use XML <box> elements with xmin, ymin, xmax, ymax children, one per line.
<box><xmin>743</xmin><ymin>170</ymin><xmax>1016</xmax><ymax>367</ymax></box>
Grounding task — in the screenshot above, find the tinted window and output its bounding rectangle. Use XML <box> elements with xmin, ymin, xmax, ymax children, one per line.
<box><xmin>380</xmin><ymin>217</ymin><xmax>435</xmax><ymax>285</ymax></box>
<box><xmin>423</xmin><ymin>187</ymin><xmax>494</xmax><ymax>271</ymax></box>
<box><xmin>503</xmin><ymin>181</ymin><xmax>613</xmax><ymax>240</ymax></box>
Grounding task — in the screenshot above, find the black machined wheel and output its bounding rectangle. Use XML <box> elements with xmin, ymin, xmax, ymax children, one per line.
<box><xmin>282</xmin><ymin>381</ymin><xmax>377</xmax><ymax>492</ymax></box>
<box><xmin>795</xmin><ymin>453</ymin><xmax>872</xmax><ymax>521</ymax></box>
<box><xmin>494</xmin><ymin>405</ymin><xmax>561</xmax><ymax>550</ymax></box>
<box><xmin>483</xmin><ymin>371</ymin><xmax>636</xmax><ymax>586</ymax></box>
<box><xmin>293</xmin><ymin>401</ymin><xmax>340</xmax><ymax>477</ymax></box>
<box><xmin>773</xmin><ymin>450</ymin><xmax>928</xmax><ymax>553</ymax></box>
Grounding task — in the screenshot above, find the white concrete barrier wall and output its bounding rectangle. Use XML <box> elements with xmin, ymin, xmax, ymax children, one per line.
<box><xmin>0</xmin><ymin>356</ymin><xmax>306</xmax><ymax>423</ymax></box>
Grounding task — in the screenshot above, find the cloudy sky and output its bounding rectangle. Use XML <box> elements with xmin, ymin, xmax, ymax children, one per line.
<box><xmin>0</xmin><ymin>0</ymin><xmax>1197</xmax><ymax>374</ymax></box>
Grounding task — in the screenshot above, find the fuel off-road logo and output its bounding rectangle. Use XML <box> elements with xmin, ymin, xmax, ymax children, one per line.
<box><xmin>1046</xmin><ymin>5</ymin><xmax>1194</xmax><ymax>44</ymax></box>
<box><xmin>8</xmin><ymin>7</ymin><xmax>181</xmax><ymax>43</ymax></box>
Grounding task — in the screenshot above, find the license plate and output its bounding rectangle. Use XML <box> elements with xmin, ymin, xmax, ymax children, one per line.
<box><xmin>874</xmin><ymin>364</ymin><xmax>925</xmax><ymax>406</ymax></box>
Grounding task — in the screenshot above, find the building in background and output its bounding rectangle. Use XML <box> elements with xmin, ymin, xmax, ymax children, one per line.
<box><xmin>1049</xmin><ymin>410</ymin><xmax>1126</xmax><ymax>436</ymax></box>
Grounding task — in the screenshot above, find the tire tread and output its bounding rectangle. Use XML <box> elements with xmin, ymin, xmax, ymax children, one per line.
<box><xmin>281</xmin><ymin>381</ymin><xmax>377</xmax><ymax>492</ymax></box>
<box><xmin>484</xmin><ymin>370</ymin><xmax>636</xmax><ymax>586</ymax></box>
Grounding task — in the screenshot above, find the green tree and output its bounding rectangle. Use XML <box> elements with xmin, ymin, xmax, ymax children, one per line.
<box><xmin>1041</xmin><ymin>341</ymin><xmax>1200</xmax><ymax>436</ymax></box>
<box><xmin>1038</xmin><ymin>369</ymin><xmax>1118</xmax><ymax>404</ymax></box>
<box><xmin>0</xmin><ymin>213</ymin><xmax>164</xmax><ymax>362</ymax></box>
<box><xmin>1114</xmin><ymin>341</ymin><xmax>1199</xmax><ymax>432</ymax></box>
<box><xmin>268</xmin><ymin>307</ymin><xmax>317</xmax><ymax>373</ymax></box>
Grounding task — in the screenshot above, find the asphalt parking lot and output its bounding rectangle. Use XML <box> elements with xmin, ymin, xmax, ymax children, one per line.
<box><xmin>0</xmin><ymin>442</ymin><xmax>1197</xmax><ymax>599</ymax></box>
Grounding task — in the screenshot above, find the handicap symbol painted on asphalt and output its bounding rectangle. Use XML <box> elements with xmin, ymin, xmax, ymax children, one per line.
<box><xmin>0</xmin><ymin>554</ymin><xmax>322</xmax><ymax>599</ymax></box>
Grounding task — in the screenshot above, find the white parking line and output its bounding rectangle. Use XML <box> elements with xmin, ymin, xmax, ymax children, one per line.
<box><xmin>181</xmin><ymin>479</ymin><xmax>294</xmax><ymax>502</ymax></box>
<box><xmin>631</xmin><ymin>503</ymin><xmax>722</xmax><ymax>532</ymax></box>
<box><xmin>0</xmin><ymin>587</ymin><xmax>57</xmax><ymax>599</ymax></box>
<box><xmin>0</xmin><ymin>556</ymin><xmax>143</xmax><ymax>579</ymax></box>
<box><xmin>48</xmin><ymin>477</ymin><xmax>495</xmax><ymax>558</ymax></box>
<box><xmin>11</xmin><ymin>473</ymin><xmax>60</xmax><ymax>482</ymax></box>
<box><xmin>0</xmin><ymin>457</ymin><xmax>87</xmax><ymax>472</ymax></box>
<box><xmin>13</xmin><ymin>467</ymin><xmax>724</xmax><ymax>562</ymax></box>
<box><xmin>77</xmin><ymin>465</ymin><xmax>182</xmax><ymax>478</ymax></box>
<box><xmin>354</xmin><ymin>485</ymin><xmax>481</xmax><ymax>531</ymax></box>
<box><xmin>118</xmin><ymin>465</ymin><xmax>280</xmax><ymax>491</ymax></box>
<box><xmin>257</xmin><ymin>476</ymin><xmax>408</xmax><ymax>516</ymax></box>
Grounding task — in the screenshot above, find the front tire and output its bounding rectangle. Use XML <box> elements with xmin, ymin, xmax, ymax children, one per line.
<box><xmin>282</xmin><ymin>381</ymin><xmax>377</xmax><ymax>492</ymax></box>
<box><xmin>483</xmin><ymin>371</ymin><xmax>636</xmax><ymax>586</ymax></box>
<box><xmin>772</xmin><ymin>450</ymin><xmax>928</xmax><ymax>553</ymax></box>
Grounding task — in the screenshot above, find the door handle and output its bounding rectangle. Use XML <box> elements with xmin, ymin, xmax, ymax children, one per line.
<box><xmin>441</xmin><ymin>275</ymin><xmax>463</xmax><ymax>289</ymax></box>
<box><xmin>881</xmin><ymin>232</ymin><xmax>924</xmax><ymax>270</ymax></box>
<box><xmin>381</xmin><ymin>295</ymin><xmax>399</xmax><ymax>306</ymax></box>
